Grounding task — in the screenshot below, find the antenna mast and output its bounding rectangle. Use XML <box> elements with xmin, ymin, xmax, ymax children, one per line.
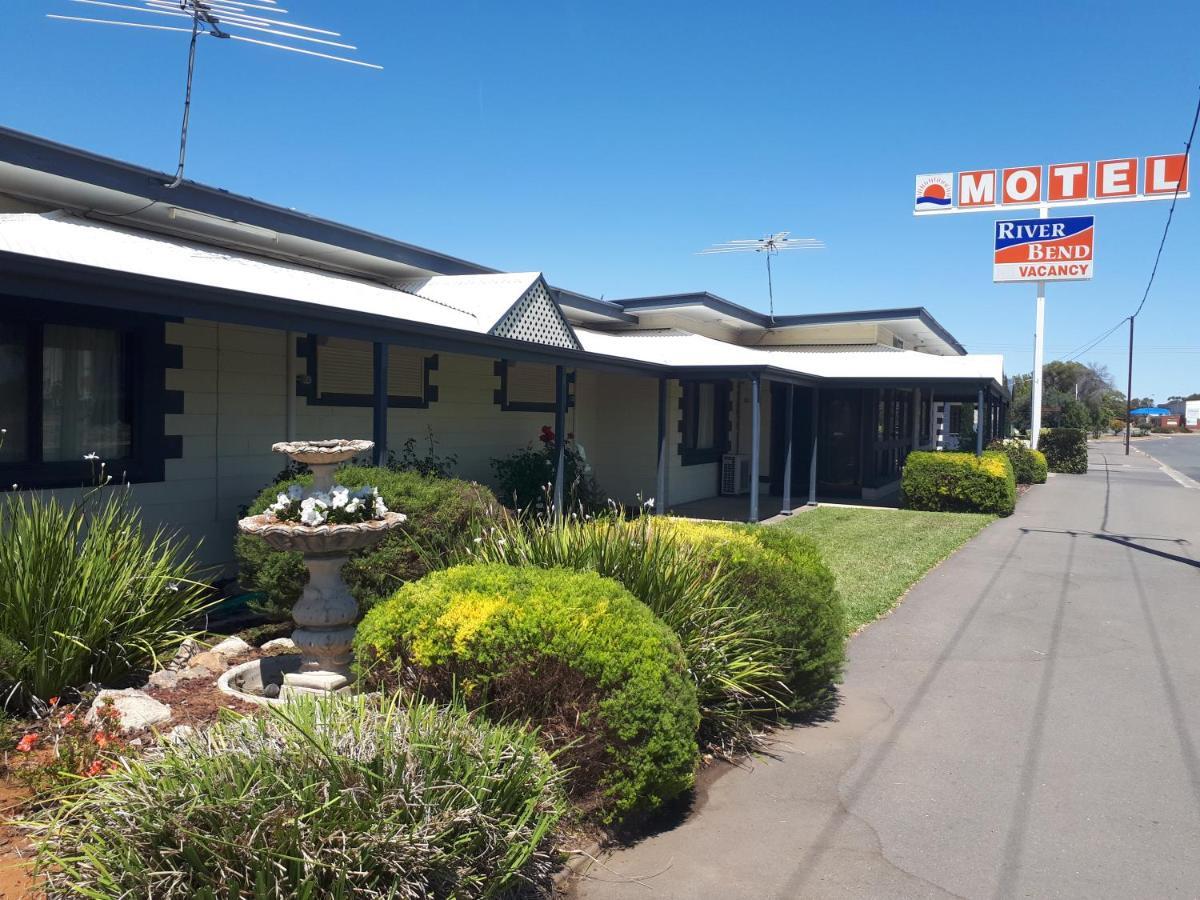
<box><xmin>699</xmin><ymin>232</ymin><xmax>825</xmax><ymax>323</ymax></box>
<box><xmin>48</xmin><ymin>0</ymin><xmax>382</xmax><ymax>188</ymax></box>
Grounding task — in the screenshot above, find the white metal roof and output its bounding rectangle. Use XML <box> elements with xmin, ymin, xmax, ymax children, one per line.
<box><xmin>576</xmin><ymin>328</ymin><xmax>1004</xmax><ymax>386</ymax></box>
<box><xmin>0</xmin><ymin>212</ymin><xmax>543</xmax><ymax>336</ymax></box>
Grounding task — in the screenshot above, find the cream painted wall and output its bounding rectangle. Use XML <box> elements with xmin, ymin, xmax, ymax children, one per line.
<box><xmin>27</xmin><ymin>318</ymin><xmax>733</xmax><ymax>570</ymax></box>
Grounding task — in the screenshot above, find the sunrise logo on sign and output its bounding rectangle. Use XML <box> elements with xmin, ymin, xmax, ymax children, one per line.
<box><xmin>914</xmin><ymin>173</ymin><xmax>953</xmax><ymax>211</ymax></box>
<box><xmin>993</xmin><ymin>216</ymin><xmax>1094</xmax><ymax>283</ymax></box>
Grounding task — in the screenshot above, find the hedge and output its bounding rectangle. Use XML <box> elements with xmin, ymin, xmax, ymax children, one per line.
<box><xmin>1039</xmin><ymin>428</ymin><xmax>1088</xmax><ymax>474</ymax></box>
<box><xmin>900</xmin><ymin>451</ymin><xmax>1016</xmax><ymax>516</ymax></box>
<box><xmin>354</xmin><ymin>563</ymin><xmax>700</xmax><ymax>822</ymax></box>
<box><xmin>654</xmin><ymin>520</ymin><xmax>845</xmax><ymax>714</ymax></box>
<box><xmin>987</xmin><ymin>440</ymin><xmax>1048</xmax><ymax>485</ymax></box>
<box><xmin>237</xmin><ymin>467</ymin><xmax>498</xmax><ymax>617</ymax></box>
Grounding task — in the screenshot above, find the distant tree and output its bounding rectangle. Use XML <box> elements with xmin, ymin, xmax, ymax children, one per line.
<box><xmin>1009</xmin><ymin>361</ymin><xmax>1126</xmax><ymax>432</ymax></box>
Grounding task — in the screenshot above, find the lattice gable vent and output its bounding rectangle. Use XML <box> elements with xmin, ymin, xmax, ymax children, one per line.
<box><xmin>489</xmin><ymin>279</ymin><xmax>580</xmax><ymax>350</ymax></box>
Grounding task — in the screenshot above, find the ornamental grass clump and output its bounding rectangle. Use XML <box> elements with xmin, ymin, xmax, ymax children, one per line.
<box><xmin>466</xmin><ymin>510</ymin><xmax>790</xmax><ymax>751</ymax></box>
<box><xmin>354</xmin><ymin>564</ymin><xmax>700</xmax><ymax>821</ymax></box>
<box><xmin>0</xmin><ymin>488</ymin><xmax>213</xmax><ymax>706</ymax></box>
<box><xmin>33</xmin><ymin>694</ymin><xmax>565</xmax><ymax>899</ymax></box>
<box><xmin>654</xmin><ymin>520</ymin><xmax>846</xmax><ymax>715</ymax></box>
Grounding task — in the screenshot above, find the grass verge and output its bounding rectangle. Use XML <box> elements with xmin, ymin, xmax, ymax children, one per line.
<box><xmin>772</xmin><ymin>507</ymin><xmax>993</xmax><ymax>634</ymax></box>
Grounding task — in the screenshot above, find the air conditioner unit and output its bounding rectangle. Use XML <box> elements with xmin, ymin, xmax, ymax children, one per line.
<box><xmin>720</xmin><ymin>453</ymin><xmax>751</xmax><ymax>495</ymax></box>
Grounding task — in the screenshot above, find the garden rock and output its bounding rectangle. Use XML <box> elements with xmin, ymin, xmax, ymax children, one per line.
<box><xmin>261</xmin><ymin>637</ymin><xmax>296</xmax><ymax>651</ymax></box>
<box><xmin>209</xmin><ymin>636</ymin><xmax>252</xmax><ymax>656</ymax></box>
<box><xmin>164</xmin><ymin>725</ymin><xmax>195</xmax><ymax>745</ymax></box>
<box><xmin>190</xmin><ymin>651</ymin><xmax>229</xmax><ymax>675</ymax></box>
<box><xmin>147</xmin><ymin>669</ymin><xmax>180</xmax><ymax>690</ymax></box>
<box><xmin>169</xmin><ymin>638</ymin><xmax>202</xmax><ymax>671</ymax></box>
<box><xmin>88</xmin><ymin>689</ymin><xmax>171</xmax><ymax>734</ymax></box>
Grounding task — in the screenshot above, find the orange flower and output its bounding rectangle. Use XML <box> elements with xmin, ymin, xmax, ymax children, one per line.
<box><xmin>84</xmin><ymin>760</ymin><xmax>105</xmax><ymax>777</ymax></box>
<box><xmin>47</xmin><ymin>697</ymin><xmax>59</xmax><ymax>707</ymax></box>
<box><xmin>15</xmin><ymin>734</ymin><xmax>38</xmax><ymax>753</ymax></box>
<box><xmin>61</xmin><ymin>713</ymin><xmax>76</xmax><ymax>727</ymax></box>
<box><xmin>93</xmin><ymin>732</ymin><xmax>110</xmax><ymax>749</ymax></box>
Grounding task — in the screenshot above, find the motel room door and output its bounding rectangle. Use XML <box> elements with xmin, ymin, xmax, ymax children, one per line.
<box><xmin>817</xmin><ymin>389</ymin><xmax>865</xmax><ymax>497</ymax></box>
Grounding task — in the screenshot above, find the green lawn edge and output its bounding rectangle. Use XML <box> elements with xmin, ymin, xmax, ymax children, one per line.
<box><xmin>770</xmin><ymin>507</ymin><xmax>994</xmax><ymax>635</ymax></box>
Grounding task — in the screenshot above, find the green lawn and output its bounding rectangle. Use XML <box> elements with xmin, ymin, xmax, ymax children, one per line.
<box><xmin>772</xmin><ymin>506</ymin><xmax>993</xmax><ymax>635</ymax></box>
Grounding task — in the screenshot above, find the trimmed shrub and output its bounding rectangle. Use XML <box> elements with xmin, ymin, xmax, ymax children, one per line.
<box><xmin>1039</xmin><ymin>428</ymin><xmax>1089</xmax><ymax>474</ymax></box>
<box><xmin>901</xmin><ymin>451</ymin><xmax>1016</xmax><ymax>516</ymax></box>
<box><xmin>34</xmin><ymin>695</ymin><xmax>565</xmax><ymax>898</ymax></box>
<box><xmin>654</xmin><ymin>520</ymin><xmax>845</xmax><ymax>714</ymax></box>
<box><xmin>354</xmin><ymin>563</ymin><xmax>700</xmax><ymax>821</ymax></box>
<box><xmin>466</xmin><ymin>511</ymin><xmax>790</xmax><ymax>750</ymax></box>
<box><xmin>237</xmin><ymin>466</ymin><xmax>499</xmax><ymax>617</ymax></box>
<box><xmin>0</xmin><ymin>489</ymin><xmax>213</xmax><ymax>706</ymax></box>
<box><xmin>987</xmin><ymin>439</ymin><xmax>1048</xmax><ymax>485</ymax></box>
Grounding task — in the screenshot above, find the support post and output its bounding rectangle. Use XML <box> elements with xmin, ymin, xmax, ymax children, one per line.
<box><xmin>780</xmin><ymin>383</ymin><xmax>794</xmax><ymax>514</ymax></box>
<box><xmin>976</xmin><ymin>387</ymin><xmax>985</xmax><ymax>457</ymax></box>
<box><xmin>553</xmin><ymin>365</ymin><xmax>567</xmax><ymax>516</ymax></box>
<box><xmin>656</xmin><ymin>376</ymin><xmax>669</xmax><ymax>515</ymax></box>
<box><xmin>1125</xmin><ymin>316</ymin><xmax>1134</xmax><ymax>456</ymax></box>
<box><xmin>1030</xmin><ymin>205</ymin><xmax>1050</xmax><ymax>451</ymax></box>
<box><xmin>749</xmin><ymin>374</ymin><xmax>761</xmax><ymax>523</ymax></box>
<box><xmin>808</xmin><ymin>387</ymin><xmax>819</xmax><ymax>506</ymax></box>
<box><xmin>372</xmin><ymin>342</ymin><xmax>388</xmax><ymax>466</ymax></box>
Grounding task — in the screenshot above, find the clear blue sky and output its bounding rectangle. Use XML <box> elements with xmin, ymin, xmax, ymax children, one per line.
<box><xmin>3</xmin><ymin>1</ymin><xmax>1198</xmax><ymax>400</ymax></box>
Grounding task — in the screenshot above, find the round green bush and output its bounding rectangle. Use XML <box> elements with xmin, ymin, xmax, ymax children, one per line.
<box><xmin>354</xmin><ymin>563</ymin><xmax>700</xmax><ymax>821</ymax></box>
<box><xmin>655</xmin><ymin>520</ymin><xmax>846</xmax><ymax>714</ymax></box>
<box><xmin>34</xmin><ymin>695</ymin><xmax>565</xmax><ymax>898</ymax></box>
<box><xmin>1028</xmin><ymin>449</ymin><xmax>1049</xmax><ymax>484</ymax></box>
<box><xmin>237</xmin><ymin>467</ymin><xmax>499</xmax><ymax>617</ymax></box>
<box><xmin>987</xmin><ymin>440</ymin><xmax>1048</xmax><ymax>485</ymax></box>
<box><xmin>901</xmin><ymin>450</ymin><xmax>1016</xmax><ymax>515</ymax></box>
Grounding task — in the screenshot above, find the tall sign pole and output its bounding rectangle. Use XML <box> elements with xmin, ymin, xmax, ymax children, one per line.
<box><xmin>914</xmin><ymin>155</ymin><xmax>1189</xmax><ymax>446</ymax></box>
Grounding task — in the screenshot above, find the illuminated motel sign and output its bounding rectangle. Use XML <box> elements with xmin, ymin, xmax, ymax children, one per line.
<box><xmin>912</xmin><ymin>153</ymin><xmax>1188</xmax><ymax>453</ymax></box>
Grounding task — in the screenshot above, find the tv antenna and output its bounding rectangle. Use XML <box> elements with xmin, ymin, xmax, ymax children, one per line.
<box><xmin>699</xmin><ymin>231</ymin><xmax>825</xmax><ymax>323</ymax></box>
<box><xmin>47</xmin><ymin>0</ymin><xmax>382</xmax><ymax>188</ymax></box>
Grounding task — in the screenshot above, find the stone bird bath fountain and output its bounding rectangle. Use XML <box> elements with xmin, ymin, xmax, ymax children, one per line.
<box><xmin>224</xmin><ymin>439</ymin><xmax>407</xmax><ymax>703</ymax></box>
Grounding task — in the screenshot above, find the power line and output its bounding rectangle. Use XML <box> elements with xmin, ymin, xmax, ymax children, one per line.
<box><xmin>1065</xmin><ymin>317</ymin><xmax>1130</xmax><ymax>362</ymax></box>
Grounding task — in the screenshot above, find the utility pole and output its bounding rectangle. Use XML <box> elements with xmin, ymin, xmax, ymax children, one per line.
<box><xmin>1124</xmin><ymin>316</ymin><xmax>1134</xmax><ymax>456</ymax></box>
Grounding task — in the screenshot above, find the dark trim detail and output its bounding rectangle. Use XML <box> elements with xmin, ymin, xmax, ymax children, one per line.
<box><xmin>163</xmin><ymin>343</ymin><xmax>183</xmax><ymax>369</ymax></box>
<box><xmin>493</xmin><ymin>359</ymin><xmax>575</xmax><ymax>413</ymax></box>
<box><xmin>300</xmin><ymin>334</ymin><xmax>437</xmax><ymax>409</ymax></box>
<box><xmin>550</xmin><ymin>287</ymin><xmax>639</xmax><ymax>324</ymax></box>
<box><xmin>0</xmin><ymin>296</ymin><xmax>174</xmax><ymax>490</ymax></box>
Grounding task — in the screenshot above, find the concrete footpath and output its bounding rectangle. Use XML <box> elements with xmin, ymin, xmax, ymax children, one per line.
<box><xmin>573</xmin><ymin>444</ymin><xmax>1200</xmax><ymax>899</ymax></box>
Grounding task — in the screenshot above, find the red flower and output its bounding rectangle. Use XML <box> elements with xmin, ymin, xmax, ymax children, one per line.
<box><xmin>61</xmin><ymin>713</ymin><xmax>76</xmax><ymax>727</ymax></box>
<box><xmin>15</xmin><ymin>734</ymin><xmax>38</xmax><ymax>753</ymax></box>
<box><xmin>93</xmin><ymin>732</ymin><xmax>110</xmax><ymax>749</ymax></box>
<box><xmin>84</xmin><ymin>760</ymin><xmax>106</xmax><ymax>778</ymax></box>
<box><xmin>539</xmin><ymin>426</ymin><xmax>555</xmax><ymax>445</ymax></box>
<box><xmin>47</xmin><ymin>697</ymin><xmax>59</xmax><ymax>708</ymax></box>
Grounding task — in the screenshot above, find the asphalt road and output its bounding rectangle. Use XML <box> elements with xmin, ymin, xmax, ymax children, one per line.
<box><xmin>574</xmin><ymin>444</ymin><xmax>1200</xmax><ymax>899</ymax></box>
<box><xmin>1137</xmin><ymin>434</ymin><xmax>1200</xmax><ymax>483</ymax></box>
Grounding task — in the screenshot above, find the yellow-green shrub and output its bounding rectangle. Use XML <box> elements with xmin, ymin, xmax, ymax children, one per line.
<box><xmin>353</xmin><ymin>564</ymin><xmax>700</xmax><ymax>821</ymax></box>
<box><xmin>901</xmin><ymin>450</ymin><xmax>1016</xmax><ymax>515</ymax></box>
<box><xmin>653</xmin><ymin>520</ymin><xmax>845</xmax><ymax>714</ymax></box>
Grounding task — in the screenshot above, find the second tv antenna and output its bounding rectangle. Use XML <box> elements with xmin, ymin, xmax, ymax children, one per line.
<box><xmin>48</xmin><ymin>0</ymin><xmax>382</xmax><ymax>188</ymax></box>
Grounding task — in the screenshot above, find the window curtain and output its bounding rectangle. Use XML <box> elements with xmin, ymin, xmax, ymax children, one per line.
<box><xmin>42</xmin><ymin>325</ymin><xmax>130</xmax><ymax>462</ymax></box>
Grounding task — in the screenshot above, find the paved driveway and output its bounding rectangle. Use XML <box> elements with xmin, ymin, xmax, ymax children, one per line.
<box><xmin>574</xmin><ymin>445</ymin><xmax>1200</xmax><ymax>899</ymax></box>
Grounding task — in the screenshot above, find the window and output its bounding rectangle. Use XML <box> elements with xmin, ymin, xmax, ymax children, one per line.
<box><xmin>303</xmin><ymin>336</ymin><xmax>437</xmax><ymax>408</ymax></box>
<box><xmin>680</xmin><ymin>380</ymin><xmax>730</xmax><ymax>465</ymax></box>
<box><xmin>1</xmin><ymin>301</ymin><xmax>176</xmax><ymax>489</ymax></box>
<box><xmin>493</xmin><ymin>360</ymin><xmax>571</xmax><ymax>413</ymax></box>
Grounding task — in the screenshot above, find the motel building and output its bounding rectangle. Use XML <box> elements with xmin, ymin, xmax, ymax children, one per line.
<box><xmin>0</xmin><ymin>128</ymin><xmax>1008</xmax><ymax>568</ymax></box>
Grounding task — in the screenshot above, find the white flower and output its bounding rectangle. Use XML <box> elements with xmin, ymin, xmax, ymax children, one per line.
<box><xmin>330</xmin><ymin>486</ymin><xmax>350</xmax><ymax>509</ymax></box>
<box><xmin>643</xmin><ymin>497</ymin><xmax>655</xmax><ymax>509</ymax></box>
<box><xmin>300</xmin><ymin>504</ymin><xmax>325</xmax><ymax>526</ymax></box>
<box><xmin>345</xmin><ymin>498</ymin><xmax>362</xmax><ymax>515</ymax></box>
<box><xmin>83</xmin><ymin>452</ymin><xmax>99</xmax><ymax>461</ymax></box>
<box><xmin>373</xmin><ymin>495</ymin><xmax>388</xmax><ymax>518</ymax></box>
